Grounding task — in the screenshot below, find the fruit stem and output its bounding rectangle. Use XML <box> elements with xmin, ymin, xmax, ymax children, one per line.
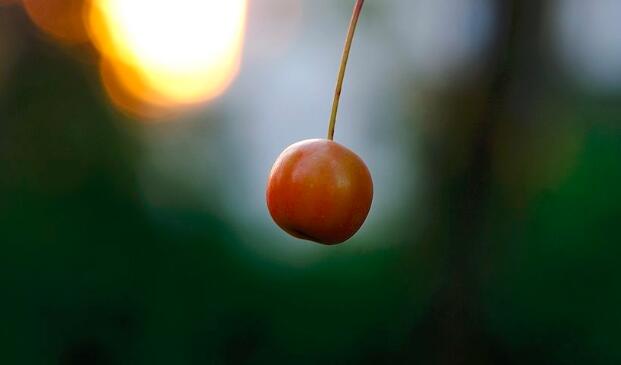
<box><xmin>327</xmin><ymin>0</ymin><xmax>365</xmax><ymax>141</ymax></box>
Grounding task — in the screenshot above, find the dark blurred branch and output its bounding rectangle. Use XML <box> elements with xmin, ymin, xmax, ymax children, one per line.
<box><xmin>416</xmin><ymin>1</ymin><xmax>552</xmax><ymax>364</ymax></box>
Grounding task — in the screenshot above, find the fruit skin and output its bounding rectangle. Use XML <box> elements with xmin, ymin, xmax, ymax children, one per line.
<box><xmin>266</xmin><ymin>139</ymin><xmax>373</xmax><ymax>245</ymax></box>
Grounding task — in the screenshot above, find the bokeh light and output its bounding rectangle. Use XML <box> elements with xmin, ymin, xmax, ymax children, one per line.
<box><xmin>553</xmin><ymin>0</ymin><xmax>621</xmax><ymax>91</ymax></box>
<box><xmin>22</xmin><ymin>0</ymin><xmax>90</xmax><ymax>43</ymax></box>
<box><xmin>388</xmin><ymin>0</ymin><xmax>496</xmax><ymax>85</ymax></box>
<box><xmin>245</xmin><ymin>0</ymin><xmax>303</xmax><ymax>62</ymax></box>
<box><xmin>88</xmin><ymin>0</ymin><xmax>247</xmax><ymax>119</ymax></box>
<box><xmin>98</xmin><ymin>58</ymin><xmax>174</xmax><ymax>120</ymax></box>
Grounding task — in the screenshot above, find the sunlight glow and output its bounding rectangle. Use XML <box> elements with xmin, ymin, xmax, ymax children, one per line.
<box><xmin>88</xmin><ymin>0</ymin><xmax>247</xmax><ymax>119</ymax></box>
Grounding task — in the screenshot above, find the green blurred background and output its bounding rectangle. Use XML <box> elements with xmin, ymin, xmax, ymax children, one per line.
<box><xmin>1</xmin><ymin>0</ymin><xmax>621</xmax><ymax>364</ymax></box>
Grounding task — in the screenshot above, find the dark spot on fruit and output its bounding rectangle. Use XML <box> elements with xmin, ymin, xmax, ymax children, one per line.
<box><xmin>288</xmin><ymin>228</ymin><xmax>320</xmax><ymax>243</ymax></box>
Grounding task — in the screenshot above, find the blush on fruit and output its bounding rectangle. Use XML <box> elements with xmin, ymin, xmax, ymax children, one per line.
<box><xmin>266</xmin><ymin>139</ymin><xmax>373</xmax><ymax>245</ymax></box>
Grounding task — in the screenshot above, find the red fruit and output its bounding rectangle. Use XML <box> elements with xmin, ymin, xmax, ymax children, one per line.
<box><xmin>266</xmin><ymin>139</ymin><xmax>373</xmax><ymax>245</ymax></box>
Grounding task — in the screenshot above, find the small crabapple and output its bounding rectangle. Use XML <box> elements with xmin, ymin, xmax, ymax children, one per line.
<box><xmin>266</xmin><ymin>139</ymin><xmax>372</xmax><ymax>244</ymax></box>
<box><xmin>266</xmin><ymin>0</ymin><xmax>372</xmax><ymax>245</ymax></box>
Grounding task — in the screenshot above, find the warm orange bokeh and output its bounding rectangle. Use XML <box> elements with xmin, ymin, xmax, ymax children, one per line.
<box><xmin>22</xmin><ymin>0</ymin><xmax>89</xmax><ymax>43</ymax></box>
<box><xmin>99</xmin><ymin>59</ymin><xmax>176</xmax><ymax>120</ymax></box>
<box><xmin>88</xmin><ymin>0</ymin><xmax>247</xmax><ymax>120</ymax></box>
